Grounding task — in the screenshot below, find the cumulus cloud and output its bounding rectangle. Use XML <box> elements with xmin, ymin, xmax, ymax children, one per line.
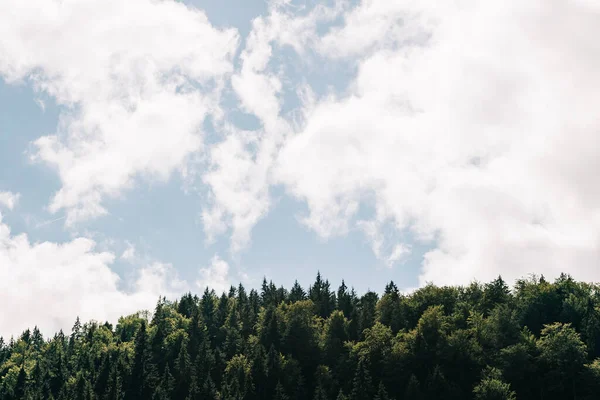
<box><xmin>0</xmin><ymin>0</ymin><xmax>239</xmax><ymax>225</ymax></box>
<box><xmin>274</xmin><ymin>0</ymin><xmax>600</xmax><ymax>285</ymax></box>
<box><xmin>121</xmin><ymin>242</ymin><xmax>136</xmax><ymax>262</ymax></box>
<box><xmin>3</xmin><ymin>0</ymin><xmax>600</xmax><ymax>301</ymax></box>
<box><xmin>201</xmin><ymin>1</ymin><xmax>345</xmax><ymax>252</ymax></box>
<box><xmin>0</xmin><ymin>191</ymin><xmax>19</xmax><ymax>210</ymax></box>
<box><xmin>0</xmin><ymin>215</ymin><xmax>187</xmax><ymax>338</ymax></box>
<box><xmin>196</xmin><ymin>255</ymin><xmax>231</xmax><ymax>294</ymax></box>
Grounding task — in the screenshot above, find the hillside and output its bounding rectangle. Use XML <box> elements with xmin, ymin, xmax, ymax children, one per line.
<box><xmin>2</xmin><ymin>273</ymin><xmax>600</xmax><ymax>399</ymax></box>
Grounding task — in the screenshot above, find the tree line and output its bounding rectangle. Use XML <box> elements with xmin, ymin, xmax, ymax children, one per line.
<box><xmin>2</xmin><ymin>272</ymin><xmax>600</xmax><ymax>399</ymax></box>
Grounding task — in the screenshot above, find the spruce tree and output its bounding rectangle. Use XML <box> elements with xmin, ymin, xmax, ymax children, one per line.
<box><xmin>374</xmin><ymin>382</ymin><xmax>390</xmax><ymax>400</ymax></box>
<box><xmin>350</xmin><ymin>359</ymin><xmax>374</xmax><ymax>400</ymax></box>
<box><xmin>404</xmin><ymin>375</ymin><xmax>423</xmax><ymax>400</ymax></box>
<box><xmin>174</xmin><ymin>340</ymin><xmax>193</xmax><ymax>399</ymax></box>
<box><xmin>289</xmin><ymin>281</ymin><xmax>307</xmax><ymax>303</ymax></box>
<box><xmin>14</xmin><ymin>366</ymin><xmax>28</xmax><ymax>399</ymax></box>
<box><xmin>127</xmin><ymin>320</ymin><xmax>157</xmax><ymax>399</ymax></box>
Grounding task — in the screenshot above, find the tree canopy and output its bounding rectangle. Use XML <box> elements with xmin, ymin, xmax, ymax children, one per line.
<box><xmin>2</xmin><ymin>273</ymin><xmax>600</xmax><ymax>399</ymax></box>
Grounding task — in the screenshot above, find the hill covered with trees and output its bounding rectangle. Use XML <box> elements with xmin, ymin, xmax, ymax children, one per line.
<box><xmin>2</xmin><ymin>273</ymin><xmax>600</xmax><ymax>399</ymax></box>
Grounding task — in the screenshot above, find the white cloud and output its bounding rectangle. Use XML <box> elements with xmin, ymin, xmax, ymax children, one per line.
<box><xmin>196</xmin><ymin>255</ymin><xmax>231</xmax><ymax>294</ymax></box>
<box><xmin>273</xmin><ymin>0</ymin><xmax>600</xmax><ymax>286</ymax></box>
<box><xmin>0</xmin><ymin>191</ymin><xmax>19</xmax><ymax>210</ymax></box>
<box><xmin>3</xmin><ymin>0</ymin><xmax>600</xmax><ymax>297</ymax></box>
<box><xmin>358</xmin><ymin>218</ymin><xmax>411</xmax><ymax>267</ymax></box>
<box><xmin>121</xmin><ymin>242</ymin><xmax>136</xmax><ymax>262</ymax></box>
<box><xmin>201</xmin><ymin>1</ymin><xmax>347</xmax><ymax>253</ymax></box>
<box><xmin>0</xmin><ymin>214</ymin><xmax>187</xmax><ymax>338</ymax></box>
<box><xmin>0</xmin><ymin>0</ymin><xmax>239</xmax><ymax>225</ymax></box>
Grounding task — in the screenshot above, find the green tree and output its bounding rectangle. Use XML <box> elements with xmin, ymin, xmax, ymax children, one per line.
<box><xmin>174</xmin><ymin>340</ymin><xmax>193</xmax><ymax>399</ymax></box>
<box><xmin>537</xmin><ymin>322</ymin><xmax>587</xmax><ymax>399</ymax></box>
<box><xmin>289</xmin><ymin>281</ymin><xmax>307</xmax><ymax>304</ymax></box>
<box><xmin>404</xmin><ymin>374</ymin><xmax>423</xmax><ymax>400</ymax></box>
<box><xmin>350</xmin><ymin>359</ymin><xmax>374</xmax><ymax>400</ymax></box>
<box><xmin>472</xmin><ymin>368</ymin><xmax>516</xmax><ymax>400</ymax></box>
<box><xmin>309</xmin><ymin>273</ymin><xmax>335</xmax><ymax>319</ymax></box>
<box><xmin>126</xmin><ymin>320</ymin><xmax>157</xmax><ymax>399</ymax></box>
<box><xmin>222</xmin><ymin>354</ymin><xmax>253</xmax><ymax>400</ymax></box>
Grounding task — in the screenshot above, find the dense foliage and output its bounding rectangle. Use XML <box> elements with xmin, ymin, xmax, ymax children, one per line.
<box><xmin>2</xmin><ymin>273</ymin><xmax>600</xmax><ymax>399</ymax></box>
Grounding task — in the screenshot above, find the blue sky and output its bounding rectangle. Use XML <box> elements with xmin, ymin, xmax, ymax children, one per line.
<box><xmin>0</xmin><ymin>0</ymin><xmax>599</xmax><ymax>337</ymax></box>
<box><xmin>0</xmin><ymin>60</ymin><xmax>425</xmax><ymax>293</ymax></box>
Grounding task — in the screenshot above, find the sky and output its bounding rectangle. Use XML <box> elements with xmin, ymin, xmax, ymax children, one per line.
<box><xmin>0</xmin><ymin>0</ymin><xmax>599</xmax><ymax>338</ymax></box>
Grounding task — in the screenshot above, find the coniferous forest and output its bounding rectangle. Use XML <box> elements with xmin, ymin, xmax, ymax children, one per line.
<box><xmin>2</xmin><ymin>273</ymin><xmax>600</xmax><ymax>399</ymax></box>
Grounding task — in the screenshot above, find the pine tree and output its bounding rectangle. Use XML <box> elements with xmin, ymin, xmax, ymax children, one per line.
<box><xmin>314</xmin><ymin>384</ymin><xmax>329</xmax><ymax>400</ymax></box>
<box><xmin>274</xmin><ymin>381</ymin><xmax>288</xmax><ymax>400</ymax></box>
<box><xmin>202</xmin><ymin>288</ymin><xmax>219</xmax><ymax>345</ymax></box>
<box><xmin>260</xmin><ymin>307</ymin><xmax>282</xmax><ymax>351</ymax></box>
<box><xmin>14</xmin><ymin>366</ymin><xmax>28</xmax><ymax>399</ymax></box>
<box><xmin>69</xmin><ymin>316</ymin><xmax>82</xmax><ymax>355</ymax></box>
<box><xmin>188</xmin><ymin>308</ymin><xmax>207</xmax><ymax>362</ymax></box>
<box><xmin>222</xmin><ymin>354</ymin><xmax>253</xmax><ymax>400</ymax></box>
<box><xmin>374</xmin><ymin>382</ymin><xmax>390</xmax><ymax>400</ymax></box>
<box><xmin>95</xmin><ymin>353</ymin><xmax>111</xmax><ymax>396</ymax></box>
<box><xmin>201</xmin><ymin>376</ymin><xmax>219</xmax><ymax>400</ymax></box>
<box><xmin>336</xmin><ymin>390</ymin><xmax>348</xmax><ymax>400</ymax></box>
<box><xmin>249</xmin><ymin>344</ymin><xmax>268</xmax><ymax>400</ymax></box>
<box><xmin>50</xmin><ymin>351</ymin><xmax>68</xmax><ymax>398</ymax></box>
<box><xmin>266</xmin><ymin>345</ymin><xmax>283</xmax><ymax>398</ymax></box>
<box><xmin>127</xmin><ymin>320</ymin><xmax>157</xmax><ymax>399</ymax></box>
<box><xmin>174</xmin><ymin>339</ymin><xmax>193</xmax><ymax>399</ymax></box>
<box><xmin>107</xmin><ymin>363</ymin><xmax>124</xmax><ymax>400</ymax></box>
<box><xmin>404</xmin><ymin>375</ymin><xmax>423</xmax><ymax>400</ymax></box>
<box><xmin>195</xmin><ymin>337</ymin><xmax>215</xmax><ymax>386</ymax></box>
<box><xmin>150</xmin><ymin>298</ymin><xmax>168</xmax><ymax>372</ymax></box>
<box><xmin>425</xmin><ymin>365</ymin><xmax>452</xmax><ymax>400</ymax></box>
<box><xmin>158</xmin><ymin>364</ymin><xmax>175</xmax><ymax>398</ymax></box>
<box><xmin>337</xmin><ymin>282</ymin><xmax>352</xmax><ymax>318</ymax></box>
<box><xmin>323</xmin><ymin>311</ymin><xmax>348</xmax><ymax>369</ymax></box>
<box><xmin>358</xmin><ymin>292</ymin><xmax>379</xmax><ymax>335</ymax></box>
<box><xmin>74</xmin><ymin>372</ymin><xmax>93</xmax><ymax>400</ymax></box>
<box><xmin>309</xmin><ymin>272</ymin><xmax>335</xmax><ymax>319</ymax></box>
<box><xmin>472</xmin><ymin>368</ymin><xmax>516</xmax><ymax>400</ymax></box>
<box><xmin>350</xmin><ymin>359</ymin><xmax>374</xmax><ymax>400</ymax></box>
<box><xmin>223</xmin><ymin>299</ymin><xmax>243</xmax><ymax>359</ymax></box>
<box><xmin>289</xmin><ymin>281</ymin><xmax>307</xmax><ymax>303</ymax></box>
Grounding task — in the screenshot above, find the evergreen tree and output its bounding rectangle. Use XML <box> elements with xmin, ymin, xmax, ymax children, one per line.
<box><xmin>177</xmin><ymin>292</ymin><xmax>198</xmax><ymax>319</ymax></box>
<box><xmin>14</xmin><ymin>366</ymin><xmax>28</xmax><ymax>399</ymax></box>
<box><xmin>309</xmin><ymin>272</ymin><xmax>335</xmax><ymax>319</ymax></box>
<box><xmin>273</xmin><ymin>381</ymin><xmax>288</xmax><ymax>400</ymax></box>
<box><xmin>358</xmin><ymin>292</ymin><xmax>379</xmax><ymax>335</ymax></box>
<box><xmin>74</xmin><ymin>372</ymin><xmax>94</xmax><ymax>400</ymax></box>
<box><xmin>404</xmin><ymin>375</ymin><xmax>423</xmax><ymax>400</ymax></box>
<box><xmin>350</xmin><ymin>359</ymin><xmax>374</xmax><ymax>400</ymax></box>
<box><xmin>95</xmin><ymin>353</ymin><xmax>112</xmax><ymax>397</ymax></box>
<box><xmin>336</xmin><ymin>281</ymin><xmax>353</xmax><ymax>318</ymax></box>
<box><xmin>249</xmin><ymin>344</ymin><xmax>268</xmax><ymax>400</ymax></box>
<box><xmin>154</xmin><ymin>364</ymin><xmax>174</xmax><ymax>399</ymax></box>
<box><xmin>126</xmin><ymin>320</ymin><xmax>157</xmax><ymax>399</ymax></box>
<box><xmin>107</xmin><ymin>363</ymin><xmax>124</xmax><ymax>400</ymax></box>
<box><xmin>260</xmin><ymin>307</ymin><xmax>282</xmax><ymax>351</ymax></box>
<box><xmin>173</xmin><ymin>340</ymin><xmax>193</xmax><ymax>399</ymax></box>
<box><xmin>473</xmin><ymin>368</ymin><xmax>516</xmax><ymax>400</ymax></box>
<box><xmin>223</xmin><ymin>299</ymin><xmax>243</xmax><ymax>359</ymax></box>
<box><xmin>374</xmin><ymin>382</ymin><xmax>391</xmax><ymax>400</ymax></box>
<box><xmin>289</xmin><ymin>281</ymin><xmax>307</xmax><ymax>303</ymax></box>
<box><xmin>5</xmin><ymin>273</ymin><xmax>600</xmax><ymax>400</ymax></box>
<box><xmin>336</xmin><ymin>390</ymin><xmax>348</xmax><ymax>400</ymax></box>
<box><xmin>222</xmin><ymin>354</ymin><xmax>253</xmax><ymax>400</ymax></box>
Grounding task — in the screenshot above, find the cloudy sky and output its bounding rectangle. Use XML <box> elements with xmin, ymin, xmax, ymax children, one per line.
<box><xmin>1</xmin><ymin>0</ymin><xmax>599</xmax><ymax>338</ymax></box>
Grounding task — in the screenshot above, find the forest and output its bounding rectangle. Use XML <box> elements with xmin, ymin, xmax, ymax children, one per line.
<box><xmin>2</xmin><ymin>272</ymin><xmax>600</xmax><ymax>400</ymax></box>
